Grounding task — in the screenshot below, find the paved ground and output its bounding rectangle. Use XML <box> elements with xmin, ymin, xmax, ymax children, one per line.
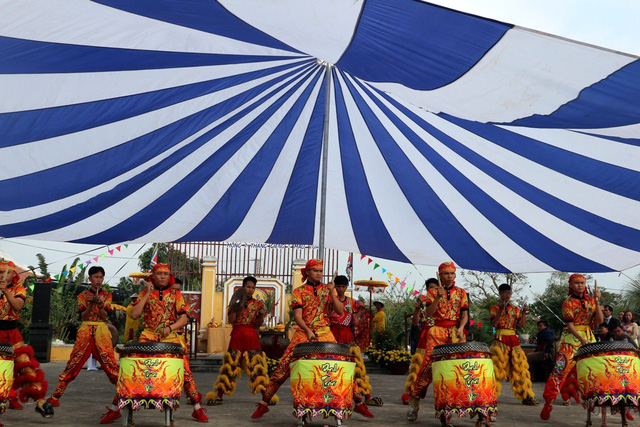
<box><xmin>0</xmin><ymin>362</ymin><xmax>628</xmax><ymax>427</ymax></box>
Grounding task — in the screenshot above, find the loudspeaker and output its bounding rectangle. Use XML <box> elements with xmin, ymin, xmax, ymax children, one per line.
<box><xmin>29</xmin><ymin>323</ymin><xmax>52</xmax><ymax>363</ymax></box>
<box><xmin>31</xmin><ymin>282</ymin><xmax>52</xmax><ymax>324</ymax></box>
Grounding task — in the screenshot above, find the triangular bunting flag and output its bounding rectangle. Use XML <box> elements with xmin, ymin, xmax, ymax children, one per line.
<box><xmin>101</xmin><ymin>253</ymin><xmax>106</xmax><ymax>258</ymax></box>
<box><xmin>116</xmin><ymin>246</ymin><xmax>122</xmax><ymax>252</ymax></box>
<box><xmin>394</xmin><ymin>277</ymin><xmax>400</xmax><ymax>283</ymax></box>
<box><xmin>407</xmin><ymin>286</ymin><xmax>413</xmax><ymax>291</ymax></box>
<box><xmin>400</xmin><ymin>282</ymin><xmax>406</xmax><ymax>289</ymax></box>
<box><xmin>86</xmin><ymin>260</ymin><xmax>92</xmax><ymax>265</ymax></box>
<box><xmin>367</xmin><ymin>258</ymin><xmax>373</xmax><ymax>265</ymax></box>
<box><xmin>124</xmin><ymin>244</ymin><xmax>129</xmax><ymax>248</ymax></box>
<box><xmin>419</xmin><ymin>295</ymin><xmax>427</xmax><ymax>302</ymax></box>
<box><xmin>387</xmin><ymin>272</ymin><xmax>393</xmax><ymax>279</ymax></box>
<box><xmin>413</xmin><ymin>290</ymin><xmax>419</xmax><ymax>296</ymax></box>
<box><xmin>381</xmin><ymin>268</ymin><xmax>386</xmax><ymax>274</ymax></box>
<box><xmin>373</xmin><ymin>263</ymin><xmax>380</xmax><ymax>270</ymax></box>
<box><xmin>360</xmin><ymin>254</ymin><xmax>366</xmax><ymax>260</ymax></box>
<box><xmin>109</xmin><ymin>249</ymin><xmax>114</xmax><ymax>256</ymax></box>
<box><xmin>93</xmin><ymin>257</ymin><xmax>99</xmax><ymax>262</ymax></box>
<box><xmin>54</xmin><ymin>274</ymin><xmax>60</xmax><ymax>281</ymax></box>
<box><xmin>70</xmin><ymin>267</ymin><xmax>75</xmax><ymax>274</ymax></box>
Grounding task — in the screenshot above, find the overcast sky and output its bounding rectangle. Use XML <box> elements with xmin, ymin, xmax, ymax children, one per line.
<box><xmin>1</xmin><ymin>1</ymin><xmax>639</xmax><ymax>296</ymax></box>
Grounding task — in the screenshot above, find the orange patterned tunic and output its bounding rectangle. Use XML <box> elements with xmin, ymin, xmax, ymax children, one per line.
<box><xmin>562</xmin><ymin>295</ymin><xmax>597</xmax><ymax>326</ymax></box>
<box><xmin>228</xmin><ymin>297</ymin><xmax>264</xmax><ymax>352</ymax></box>
<box><xmin>490</xmin><ymin>304</ymin><xmax>522</xmax><ymax>330</ymax></box>
<box><xmin>78</xmin><ymin>289</ymin><xmax>113</xmax><ymax>318</ymax></box>
<box><xmin>233</xmin><ymin>298</ymin><xmax>265</xmax><ymax>325</ymax></box>
<box><xmin>134</xmin><ymin>286</ymin><xmax>187</xmax><ymax>335</ymax></box>
<box><xmin>0</xmin><ymin>283</ymin><xmax>26</xmax><ymax>321</ymax></box>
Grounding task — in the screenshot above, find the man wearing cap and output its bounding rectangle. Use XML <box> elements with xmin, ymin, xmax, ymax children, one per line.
<box><xmin>540</xmin><ymin>274</ymin><xmax>602</xmax><ymax>421</ymax></box>
<box><xmin>251</xmin><ymin>259</ymin><xmax>346</xmax><ymax>419</ymax></box>
<box><xmin>100</xmin><ymin>263</ymin><xmax>208</xmax><ymax>424</ymax></box>
<box><xmin>407</xmin><ymin>262</ymin><xmax>468</xmax><ymax>422</ymax></box>
<box><xmin>372</xmin><ymin>301</ymin><xmax>386</xmax><ymax>333</ymax></box>
<box><xmin>490</xmin><ymin>283</ymin><xmax>537</xmax><ymax>406</ymax></box>
<box><xmin>0</xmin><ymin>259</ymin><xmax>53</xmax><ymax>418</ymax></box>
<box><xmin>47</xmin><ymin>266</ymin><xmax>120</xmax><ymax>410</ymax></box>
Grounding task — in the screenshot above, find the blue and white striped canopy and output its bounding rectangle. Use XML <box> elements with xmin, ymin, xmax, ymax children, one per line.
<box><xmin>2</xmin><ymin>0</ymin><xmax>640</xmax><ymax>273</ymax></box>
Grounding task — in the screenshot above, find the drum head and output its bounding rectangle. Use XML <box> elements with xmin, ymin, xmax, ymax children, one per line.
<box><xmin>292</xmin><ymin>342</ymin><xmax>351</xmax><ymax>357</ymax></box>
<box><xmin>432</xmin><ymin>342</ymin><xmax>491</xmax><ymax>357</ymax></box>
<box><xmin>117</xmin><ymin>341</ymin><xmax>183</xmax><ymax>355</ymax></box>
<box><xmin>575</xmin><ymin>341</ymin><xmax>637</xmax><ymax>358</ymax></box>
<box><xmin>0</xmin><ymin>343</ymin><xmax>13</xmax><ymax>355</ymax></box>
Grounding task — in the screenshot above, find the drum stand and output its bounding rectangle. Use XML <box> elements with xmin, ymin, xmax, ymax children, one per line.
<box><xmin>121</xmin><ymin>404</ymin><xmax>175</xmax><ymax>427</ymax></box>
<box><xmin>297</xmin><ymin>413</ymin><xmax>344</xmax><ymax>427</ymax></box>
<box><xmin>585</xmin><ymin>404</ymin><xmax>629</xmax><ymax>427</ymax></box>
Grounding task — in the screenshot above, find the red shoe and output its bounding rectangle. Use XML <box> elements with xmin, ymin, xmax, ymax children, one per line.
<box><xmin>192</xmin><ymin>407</ymin><xmax>209</xmax><ymax>422</ymax></box>
<box><xmin>99</xmin><ymin>407</ymin><xmax>121</xmax><ymax>424</ymax></box>
<box><xmin>47</xmin><ymin>397</ymin><xmax>60</xmax><ymax>408</ymax></box>
<box><xmin>626</xmin><ymin>412</ymin><xmax>634</xmax><ymax>421</ymax></box>
<box><xmin>9</xmin><ymin>399</ymin><xmax>23</xmax><ymax>410</ymax></box>
<box><xmin>251</xmin><ymin>403</ymin><xmax>270</xmax><ymax>419</ymax></box>
<box><xmin>401</xmin><ymin>393</ymin><xmax>410</xmax><ymax>405</ymax></box>
<box><xmin>540</xmin><ymin>402</ymin><xmax>553</xmax><ymax>420</ymax></box>
<box><xmin>354</xmin><ymin>403</ymin><xmax>374</xmax><ymax>418</ymax></box>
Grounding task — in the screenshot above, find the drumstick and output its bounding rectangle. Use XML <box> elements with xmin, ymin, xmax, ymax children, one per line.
<box><xmin>1</xmin><ymin>266</ymin><xmax>8</xmax><ymax>283</ymax></box>
<box><xmin>436</xmin><ymin>271</ymin><xmax>442</xmax><ymax>288</ymax></box>
<box><xmin>594</xmin><ymin>279</ymin><xmax>598</xmax><ymax>298</ymax></box>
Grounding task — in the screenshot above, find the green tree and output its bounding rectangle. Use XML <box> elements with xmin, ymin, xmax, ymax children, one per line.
<box><xmin>138</xmin><ymin>243</ymin><xmax>202</xmax><ymax>290</ymax></box>
<box><xmin>460</xmin><ymin>270</ymin><xmax>529</xmax><ymax>300</ymax></box>
<box><xmin>622</xmin><ymin>272</ymin><xmax>640</xmax><ymax>314</ymax></box>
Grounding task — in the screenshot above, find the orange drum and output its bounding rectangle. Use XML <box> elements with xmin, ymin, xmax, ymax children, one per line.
<box><xmin>432</xmin><ymin>342</ymin><xmax>498</xmax><ymax>420</ymax></box>
<box><xmin>0</xmin><ymin>343</ymin><xmax>14</xmax><ymax>415</ymax></box>
<box><xmin>575</xmin><ymin>341</ymin><xmax>640</xmax><ymax>408</ymax></box>
<box><xmin>290</xmin><ymin>342</ymin><xmax>355</xmax><ymax>421</ymax></box>
<box><xmin>116</xmin><ymin>342</ymin><xmax>184</xmax><ymax>410</ymax></box>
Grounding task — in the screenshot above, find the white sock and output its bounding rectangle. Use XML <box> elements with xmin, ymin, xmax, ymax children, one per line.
<box><xmin>193</xmin><ymin>403</ymin><xmax>201</xmax><ymax>410</ymax></box>
<box><xmin>109</xmin><ymin>404</ymin><xmax>119</xmax><ymax>412</ymax></box>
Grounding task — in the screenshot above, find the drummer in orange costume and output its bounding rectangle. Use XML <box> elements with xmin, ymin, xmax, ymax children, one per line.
<box><xmin>540</xmin><ymin>274</ymin><xmax>602</xmax><ymax>421</ymax></box>
<box><xmin>407</xmin><ymin>262</ymin><xmax>469</xmax><ymax>423</ymax></box>
<box><xmin>47</xmin><ymin>266</ymin><xmax>120</xmax><ymax>410</ymax></box>
<box><xmin>251</xmin><ymin>259</ymin><xmax>344</xmax><ymax>419</ymax></box>
<box><xmin>0</xmin><ymin>259</ymin><xmax>53</xmax><ymax>418</ymax></box>
<box><xmin>99</xmin><ymin>263</ymin><xmax>208</xmax><ymax>424</ymax></box>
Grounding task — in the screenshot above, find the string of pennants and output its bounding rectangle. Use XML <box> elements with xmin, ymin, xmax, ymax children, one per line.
<box><xmin>357</xmin><ymin>254</ymin><xmax>425</xmax><ymax>298</ymax></box>
<box><xmin>53</xmin><ymin>244</ymin><xmax>129</xmax><ymax>281</ymax></box>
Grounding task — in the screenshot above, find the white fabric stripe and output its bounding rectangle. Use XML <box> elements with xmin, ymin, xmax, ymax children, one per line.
<box><xmin>0</xmin><ymin>0</ymin><xmax>299</xmax><ymax>57</ymax></box>
<box><xmin>0</xmin><ymin>66</ymin><xmax>314</xmax><ymax>226</ymax></box>
<box><xmin>501</xmin><ymin>126</ymin><xmax>640</xmax><ymax>173</ymax></box>
<box><xmin>335</xmin><ymin>73</ymin><xmax>449</xmax><ymax>263</ymax></box>
<box><xmin>357</xmin><ymin>78</ymin><xmax>550</xmax><ymax>272</ymax></box>
<box><xmin>228</xmin><ymin>74</ymin><xmax>325</xmax><ymax>242</ymax></box>
<box><xmin>133</xmin><ymin>69</ymin><xmax>324</xmax><ymax>243</ymax></box>
<box><xmin>219</xmin><ymin>0</ymin><xmax>363</xmax><ymax>64</ymax></box>
<box><xmin>0</xmin><ymin>62</ymin><xmax>312</xmax><ymax>181</ymax></box>
<box><xmin>431</xmin><ymin>120</ymin><xmax>640</xmax><ymax>227</ymax></box>
<box><xmin>367</xmin><ymin>27</ymin><xmax>635</xmax><ymax>123</ymax></box>
<box><xmin>0</xmin><ymin>58</ymin><xmax>307</xmax><ymax>114</ymax></box>
<box><xmin>576</xmin><ymin>123</ymin><xmax>640</xmax><ymax>139</ymax></box>
<box><xmin>413</xmin><ymin>111</ymin><xmax>639</xmax><ymax>271</ymax></box>
<box><xmin>318</xmin><ymin>71</ymin><xmax>359</xmax><ymax>251</ymax></box>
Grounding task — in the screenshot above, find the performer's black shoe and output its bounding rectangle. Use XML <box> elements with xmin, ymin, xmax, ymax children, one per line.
<box><xmin>35</xmin><ymin>399</ymin><xmax>54</xmax><ymax>418</ymax></box>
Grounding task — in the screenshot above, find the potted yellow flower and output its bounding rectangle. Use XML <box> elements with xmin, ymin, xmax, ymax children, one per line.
<box><xmin>383</xmin><ymin>349</ymin><xmax>412</xmax><ymax>375</ymax></box>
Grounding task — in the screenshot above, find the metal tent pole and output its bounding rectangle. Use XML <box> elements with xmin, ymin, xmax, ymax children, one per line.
<box><xmin>318</xmin><ymin>62</ymin><xmax>332</xmax><ymax>261</ymax></box>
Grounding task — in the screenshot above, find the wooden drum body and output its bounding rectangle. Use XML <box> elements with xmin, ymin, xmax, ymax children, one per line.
<box><xmin>0</xmin><ymin>343</ymin><xmax>14</xmax><ymax>415</ymax></box>
<box><xmin>576</xmin><ymin>341</ymin><xmax>640</xmax><ymax>408</ymax></box>
<box><xmin>432</xmin><ymin>342</ymin><xmax>497</xmax><ymax>419</ymax></box>
<box><xmin>289</xmin><ymin>342</ymin><xmax>355</xmax><ymax>420</ymax></box>
<box><xmin>116</xmin><ymin>342</ymin><xmax>184</xmax><ymax>410</ymax></box>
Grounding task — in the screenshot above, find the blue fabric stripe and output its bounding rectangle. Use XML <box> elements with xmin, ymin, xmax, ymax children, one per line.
<box><xmin>332</xmin><ymin>73</ymin><xmax>408</xmax><ymax>263</ymax></box>
<box><xmin>268</xmin><ymin>75</ymin><xmax>327</xmax><ymax>244</ymax></box>
<box><xmin>0</xmin><ymin>64</ymin><xmax>314</xmax><ymax>212</ymax></box>
<box><xmin>94</xmin><ymin>0</ymin><xmax>300</xmax><ymax>53</ymax></box>
<box><xmin>77</xmin><ymin>68</ymin><xmax>320</xmax><ymax>243</ymax></box>
<box><xmin>345</xmin><ymin>75</ymin><xmax>505</xmax><ymax>271</ymax></box>
<box><xmin>434</xmin><ymin>116</ymin><xmax>640</xmax><ymax>252</ymax></box>
<box><xmin>1</xmin><ymin>59</ymin><xmax>311</xmax><ymax>148</ymax></box>
<box><xmin>336</xmin><ymin>0</ymin><xmax>510</xmax><ymax>90</ymax></box>
<box><xmin>444</xmin><ymin>114</ymin><xmax>640</xmax><ymax>201</ymax></box>
<box><xmin>0</xmin><ymin>36</ymin><xmax>300</xmax><ymax>74</ymax></box>
<box><xmin>506</xmin><ymin>60</ymin><xmax>640</xmax><ymax>129</ymax></box>
<box><xmin>181</xmin><ymin>69</ymin><xmax>325</xmax><ymax>242</ymax></box>
<box><xmin>371</xmin><ymin>88</ymin><xmax>610</xmax><ymax>272</ymax></box>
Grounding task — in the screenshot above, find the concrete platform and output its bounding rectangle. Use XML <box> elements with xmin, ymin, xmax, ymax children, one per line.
<box><xmin>0</xmin><ymin>361</ymin><xmax>621</xmax><ymax>427</ymax></box>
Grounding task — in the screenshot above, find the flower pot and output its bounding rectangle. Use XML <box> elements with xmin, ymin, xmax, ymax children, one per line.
<box><xmin>387</xmin><ymin>362</ymin><xmax>410</xmax><ymax>375</ymax></box>
<box><xmin>518</xmin><ymin>334</ymin><xmax>530</xmax><ymax>344</ymax></box>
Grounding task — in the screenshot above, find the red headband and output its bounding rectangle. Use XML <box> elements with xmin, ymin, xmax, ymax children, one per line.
<box><xmin>568</xmin><ymin>273</ymin><xmax>586</xmax><ymax>296</ymax></box>
<box><xmin>0</xmin><ymin>260</ymin><xmax>19</xmax><ymax>286</ymax></box>
<box><xmin>438</xmin><ymin>262</ymin><xmax>456</xmax><ymax>273</ymax></box>
<box><xmin>150</xmin><ymin>263</ymin><xmax>175</xmax><ymax>286</ymax></box>
<box><xmin>301</xmin><ymin>259</ymin><xmax>323</xmax><ymax>281</ymax></box>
